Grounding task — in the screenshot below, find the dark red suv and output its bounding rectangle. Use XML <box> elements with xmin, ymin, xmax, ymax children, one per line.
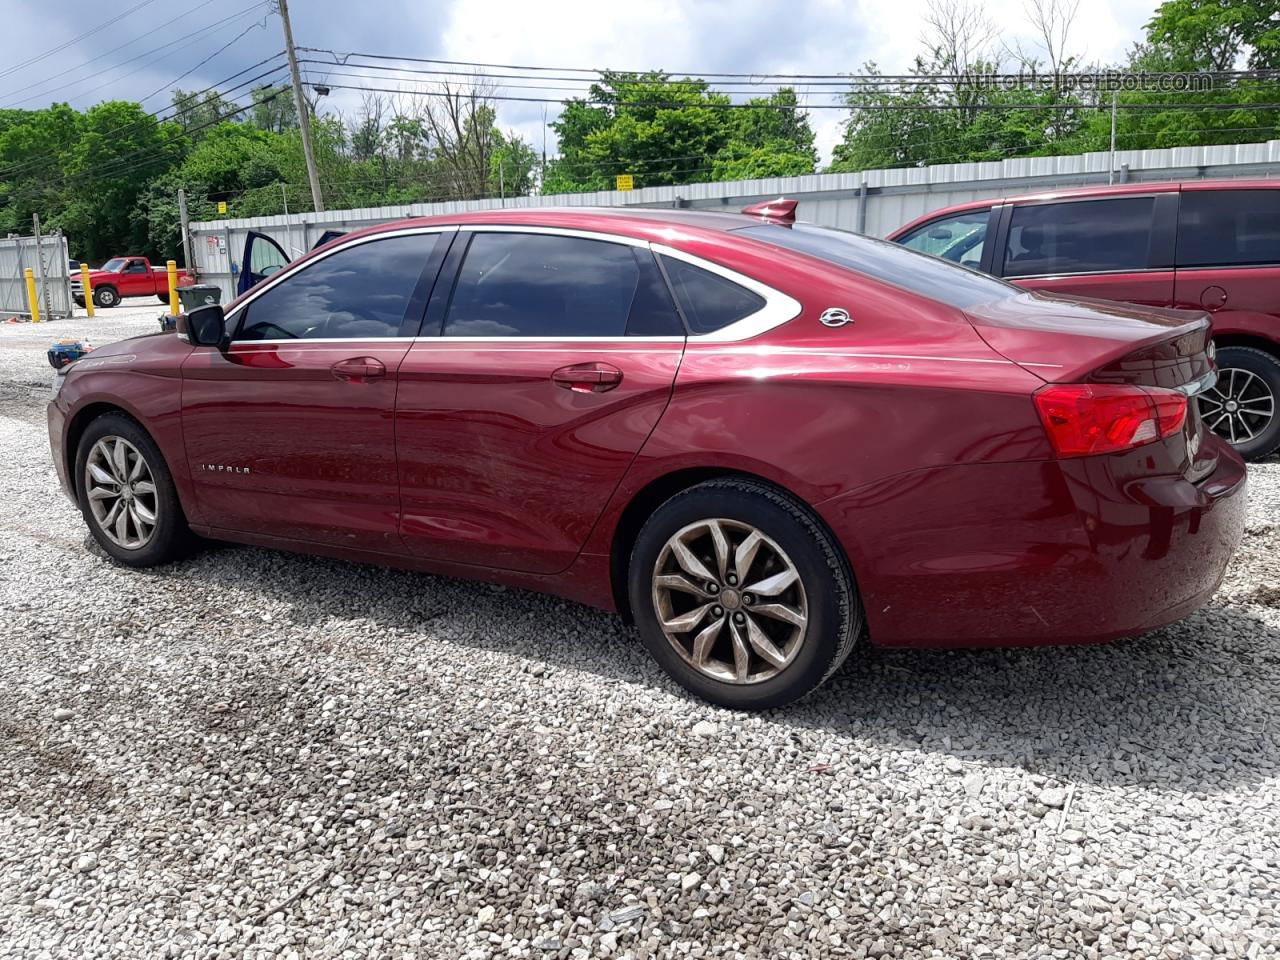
<box><xmin>889</xmin><ymin>181</ymin><xmax>1280</xmax><ymax>460</ymax></box>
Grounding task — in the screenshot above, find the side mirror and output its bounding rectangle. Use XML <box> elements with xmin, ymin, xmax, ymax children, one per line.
<box><xmin>178</xmin><ymin>304</ymin><xmax>228</xmax><ymax>349</ymax></box>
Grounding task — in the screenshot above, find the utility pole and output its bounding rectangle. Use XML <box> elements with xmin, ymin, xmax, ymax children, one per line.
<box><xmin>1108</xmin><ymin>92</ymin><xmax>1118</xmax><ymax>186</ymax></box>
<box><xmin>177</xmin><ymin>188</ymin><xmax>192</xmax><ymax>273</ymax></box>
<box><xmin>32</xmin><ymin>213</ymin><xmax>51</xmax><ymax>319</ymax></box>
<box><xmin>276</xmin><ymin>0</ymin><xmax>324</xmax><ymax>212</ymax></box>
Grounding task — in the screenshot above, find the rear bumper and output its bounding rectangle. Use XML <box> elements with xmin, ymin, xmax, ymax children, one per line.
<box><xmin>819</xmin><ymin>437</ymin><xmax>1247</xmax><ymax>647</ymax></box>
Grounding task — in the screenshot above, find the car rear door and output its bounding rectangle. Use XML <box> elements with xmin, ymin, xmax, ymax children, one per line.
<box><xmin>1173</xmin><ymin>186</ymin><xmax>1280</xmax><ymax>324</ymax></box>
<box><xmin>181</xmin><ymin>228</ymin><xmax>453</xmax><ymax>551</ymax></box>
<box><xmin>395</xmin><ymin>227</ymin><xmax>686</xmax><ymax>574</ymax></box>
<box><xmin>995</xmin><ymin>193</ymin><xmax>1177</xmax><ymax>307</ymax></box>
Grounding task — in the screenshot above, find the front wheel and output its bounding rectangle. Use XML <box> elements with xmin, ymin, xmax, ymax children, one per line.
<box><xmin>74</xmin><ymin>413</ymin><xmax>191</xmax><ymax>566</ymax></box>
<box><xmin>93</xmin><ymin>286</ymin><xmax>119</xmax><ymax>308</ymax></box>
<box><xmin>1203</xmin><ymin>346</ymin><xmax>1280</xmax><ymax>461</ymax></box>
<box><xmin>629</xmin><ymin>479</ymin><xmax>863</xmax><ymax>710</ymax></box>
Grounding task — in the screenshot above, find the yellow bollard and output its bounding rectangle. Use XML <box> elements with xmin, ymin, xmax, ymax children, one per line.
<box><xmin>80</xmin><ymin>263</ymin><xmax>95</xmax><ymax>318</ymax></box>
<box><xmin>167</xmin><ymin>260</ymin><xmax>179</xmax><ymax>316</ymax></box>
<box><xmin>24</xmin><ymin>267</ymin><xmax>41</xmax><ymax>323</ymax></box>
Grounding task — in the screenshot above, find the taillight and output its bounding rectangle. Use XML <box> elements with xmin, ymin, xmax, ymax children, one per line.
<box><xmin>1034</xmin><ymin>383</ymin><xmax>1188</xmax><ymax>457</ymax></box>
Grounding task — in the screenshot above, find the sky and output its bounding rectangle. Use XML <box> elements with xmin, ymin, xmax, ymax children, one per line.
<box><xmin>3</xmin><ymin>0</ymin><xmax>1162</xmax><ymax>165</ymax></box>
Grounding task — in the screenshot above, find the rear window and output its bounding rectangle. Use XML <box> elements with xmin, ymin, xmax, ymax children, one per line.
<box><xmin>1177</xmin><ymin>190</ymin><xmax>1280</xmax><ymax>267</ymax></box>
<box><xmin>737</xmin><ymin>223</ymin><xmax>1013</xmax><ymax>310</ymax></box>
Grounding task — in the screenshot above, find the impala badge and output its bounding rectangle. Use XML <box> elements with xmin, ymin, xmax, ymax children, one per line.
<box><xmin>819</xmin><ymin>307</ymin><xmax>853</xmax><ymax>328</ymax></box>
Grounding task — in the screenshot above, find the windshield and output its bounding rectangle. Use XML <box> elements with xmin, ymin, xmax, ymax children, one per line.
<box><xmin>102</xmin><ymin>258</ymin><xmax>127</xmax><ymax>272</ymax></box>
<box><xmin>736</xmin><ymin>223</ymin><xmax>1016</xmax><ymax>310</ymax></box>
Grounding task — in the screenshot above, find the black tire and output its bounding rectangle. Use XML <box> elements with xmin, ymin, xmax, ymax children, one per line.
<box><xmin>157</xmin><ymin>294</ymin><xmax>171</xmax><ymax>305</ymax></box>
<box><xmin>1208</xmin><ymin>346</ymin><xmax>1280</xmax><ymax>461</ymax></box>
<box><xmin>73</xmin><ymin>412</ymin><xmax>191</xmax><ymax>567</ymax></box>
<box><xmin>93</xmin><ymin>285</ymin><xmax>119</xmax><ymax>308</ymax></box>
<box><xmin>73</xmin><ymin>296</ymin><xmax>85</xmax><ymax>308</ymax></box>
<box><xmin>628</xmin><ymin>478</ymin><xmax>862</xmax><ymax>710</ymax></box>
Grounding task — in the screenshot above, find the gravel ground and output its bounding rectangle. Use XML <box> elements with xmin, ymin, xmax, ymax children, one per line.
<box><xmin>2</xmin><ymin>311</ymin><xmax>1279</xmax><ymax>959</ymax></box>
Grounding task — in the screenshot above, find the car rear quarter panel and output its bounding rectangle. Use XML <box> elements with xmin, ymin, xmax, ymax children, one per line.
<box><xmin>580</xmin><ymin>237</ymin><xmax>1053</xmax><ymax>608</ymax></box>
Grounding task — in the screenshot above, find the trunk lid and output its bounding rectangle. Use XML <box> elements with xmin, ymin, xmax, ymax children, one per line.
<box><xmin>964</xmin><ymin>290</ymin><xmax>1213</xmax><ymax>387</ymax></box>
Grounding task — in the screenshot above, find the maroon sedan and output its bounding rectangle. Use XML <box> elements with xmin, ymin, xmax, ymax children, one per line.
<box><xmin>48</xmin><ymin>204</ymin><xmax>1246</xmax><ymax>709</ymax></box>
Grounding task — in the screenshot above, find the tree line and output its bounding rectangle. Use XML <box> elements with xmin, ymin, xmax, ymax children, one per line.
<box><xmin>0</xmin><ymin>0</ymin><xmax>1275</xmax><ymax>264</ymax></box>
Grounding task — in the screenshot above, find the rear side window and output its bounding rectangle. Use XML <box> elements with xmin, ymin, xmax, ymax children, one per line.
<box><xmin>896</xmin><ymin>209</ymin><xmax>990</xmax><ymax>267</ymax></box>
<box><xmin>236</xmin><ymin>233</ymin><xmax>439</xmax><ymax>341</ymax></box>
<box><xmin>444</xmin><ymin>232</ymin><xmax>682</xmax><ymax>337</ymax></box>
<box><xmin>660</xmin><ymin>256</ymin><xmax>765</xmax><ymax>334</ymax></box>
<box><xmin>738</xmin><ymin>223</ymin><xmax>1013</xmax><ymax>310</ymax></box>
<box><xmin>1003</xmin><ymin>197</ymin><xmax>1155</xmax><ymax>277</ymax></box>
<box><xmin>1177</xmin><ymin>190</ymin><xmax>1280</xmax><ymax>267</ymax></box>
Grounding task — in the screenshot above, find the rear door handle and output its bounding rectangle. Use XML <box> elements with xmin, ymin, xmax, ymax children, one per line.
<box><xmin>331</xmin><ymin>356</ymin><xmax>386</xmax><ymax>383</ymax></box>
<box><xmin>552</xmin><ymin>362</ymin><xmax>623</xmax><ymax>394</ymax></box>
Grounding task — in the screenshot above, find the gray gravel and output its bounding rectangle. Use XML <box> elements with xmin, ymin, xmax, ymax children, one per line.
<box><xmin>2</xmin><ymin>312</ymin><xmax>1279</xmax><ymax>959</ymax></box>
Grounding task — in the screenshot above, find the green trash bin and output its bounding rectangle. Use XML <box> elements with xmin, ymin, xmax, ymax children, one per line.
<box><xmin>177</xmin><ymin>284</ymin><xmax>222</xmax><ymax>312</ymax></box>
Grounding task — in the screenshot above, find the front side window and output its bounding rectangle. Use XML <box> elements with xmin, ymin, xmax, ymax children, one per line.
<box><xmin>1003</xmin><ymin>197</ymin><xmax>1155</xmax><ymax>278</ymax></box>
<box><xmin>896</xmin><ymin>209</ymin><xmax>990</xmax><ymax>267</ymax></box>
<box><xmin>738</xmin><ymin>223</ymin><xmax>1014</xmax><ymax>310</ymax></box>
<box><xmin>443</xmin><ymin>232</ymin><xmax>681</xmax><ymax>337</ymax></box>
<box><xmin>1177</xmin><ymin>190</ymin><xmax>1280</xmax><ymax>268</ymax></box>
<box><xmin>235</xmin><ymin>233</ymin><xmax>439</xmax><ymax>341</ymax></box>
<box><xmin>126</xmin><ymin>260</ymin><xmax>148</xmax><ymax>274</ymax></box>
<box><xmin>250</xmin><ymin>235</ymin><xmax>290</xmax><ymax>277</ymax></box>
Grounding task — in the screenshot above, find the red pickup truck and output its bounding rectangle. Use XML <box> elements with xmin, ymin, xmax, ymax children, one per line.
<box><xmin>72</xmin><ymin>257</ymin><xmax>194</xmax><ymax>309</ymax></box>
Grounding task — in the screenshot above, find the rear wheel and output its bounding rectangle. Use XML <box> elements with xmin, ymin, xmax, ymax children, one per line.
<box><xmin>74</xmin><ymin>413</ymin><xmax>191</xmax><ymax>566</ymax></box>
<box><xmin>93</xmin><ymin>285</ymin><xmax>119</xmax><ymax>308</ymax></box>
<box><xmin>629</xmin><ymin>479</ymin><xmax>862</xmax><ymax>710</ymax></box>
<box><xmin>157</xmin><ymin>294</ymin><xmax>171</xmax><ymax>305</ymax></box>
<box><xmin>1204</xmin><ymin>346</ymin><xmax>1280</xmax><ymax>461</ymax></box>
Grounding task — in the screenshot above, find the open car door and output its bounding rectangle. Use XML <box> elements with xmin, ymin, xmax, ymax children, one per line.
<box><xmin>237</xmin><ymin>230</ymin><xmax>291</xmax><ymax>295</ymax></box>
<box><xmin>312</xmin><ymin>230</ymin><xmax>347</xmax><ymax>250</ymax></box>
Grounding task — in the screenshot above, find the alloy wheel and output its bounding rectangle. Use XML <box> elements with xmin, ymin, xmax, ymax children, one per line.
<box><xmin>84</xmin><ymin>436</ymin><xmax>159</xmax><ymax>550</ymax></box>
<box><xmin>650</xmin><ymin>518</ymin><xmax>808</xmax><ymax>685</ymax></box>
<box><xmin>1201</xmin><ymin>367</ymin><xmax>1276</xmax><ymax>445</ymax></box>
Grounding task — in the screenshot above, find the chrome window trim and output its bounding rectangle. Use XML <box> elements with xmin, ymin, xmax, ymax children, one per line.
<box><xmin>651</xmin><ymin>242</ymin><xmax>802</xmax><ymax>343</ymax></box>
<box><xmin>225</xmin><ymin>225</ymin><xmax>459</xmax><ymax>340</ymax></box>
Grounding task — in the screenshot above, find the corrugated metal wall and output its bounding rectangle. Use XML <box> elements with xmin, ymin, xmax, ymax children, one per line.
<box><xmin>189</xmin><ymin>138</ymin><xmax>1280</xmax><ymax>302</ymax></box>
<box><xmin>0</xmin><ymin>233</ymin><xmax>72</xmax><ymax>318</ymax></box>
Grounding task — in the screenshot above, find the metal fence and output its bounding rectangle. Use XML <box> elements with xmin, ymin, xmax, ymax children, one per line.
<box><xmin>189</xmin><ymin>137</ymin><xmax>1280</xmax><ymax>302</ymax></box>
<box><xmin>0</xmin><ymin>231</ymin><xmax>72</xmax><ymax>319</ymax></box>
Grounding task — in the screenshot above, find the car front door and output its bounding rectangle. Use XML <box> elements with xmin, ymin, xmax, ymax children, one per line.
<box><xmin>395</xmin><ymin>227</ymin><xmax>686</xmax><ymax>574</ymax></box>
<box><xmin>996</xmin><ymin>194</ymin><xmax>1176</xmax><ymax>307</ymax></box>
<box><xmin>121</xmin><ymin>258</ymin><xmax>151</xmax><ymax>296</ymax></box>
<box><xmin>894</xmin><ymin>207</ymin><xmax>994</xmax><ymax>271</ymax></box>
<box><xmin>238</xmin><ymin>231</ymin><xmax>292</xmax><ymax>294</ymax></box>
<box><xmin>181</xmin><ymin>228</ymin><xmax>453</xmax><ymax>551</ymax></box>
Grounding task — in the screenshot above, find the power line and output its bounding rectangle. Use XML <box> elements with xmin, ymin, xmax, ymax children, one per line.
<box><xmin>300</xmin><ymin>48</ymin><xmax>1280</xmax><ymax>85</ymax></box>
<box><xmin>4</xmin><ymin>1</ymin><xmax>271</xmax><ymax>108</ymax></box>
<box><xmin>314</xmin><ymin>78</ymin><xmax>1280</xmax><ymax>112</ymax></box>
<box><xmin>0</xmin><ymin>57</ymin><xmax>288</xmax><ymax>182</ymax></box>
<box><xmin>0</xmin><ymin>0</ymin><xmax>162</xmax><ymax>82</ymax></box>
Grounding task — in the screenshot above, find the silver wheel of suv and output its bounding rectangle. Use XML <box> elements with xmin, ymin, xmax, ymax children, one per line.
<box><xmin>651</xmin><ymin>518</ymin><xmax>809</xmax><ymax>685</ymax></box>
<box><xmin>85</xmin><ymin>436</ymin><xmax>159</xmax><ymax>550</ymax></box>
<box><xmin>1202</xmin><ymin>366</ymin><xmax>1276</xmax><ymax>445</ymax></box>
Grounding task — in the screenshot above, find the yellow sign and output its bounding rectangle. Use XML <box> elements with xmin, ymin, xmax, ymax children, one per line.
<box><xmin>615</xmin><ymin>174</ymin><xmax>634</xmax><ymax>191</ymax></box>
<box><xmin>217</xmin><ymin>201</ymin><xmax>228</xmax><ymax>214</ymax></box>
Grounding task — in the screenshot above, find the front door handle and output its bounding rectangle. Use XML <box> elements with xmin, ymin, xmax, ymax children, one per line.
<box><xmin>551</xmin><ymin>361</ymin><xmax>623</xmax><ymax>394</ymax></box>
<box><xmin>331</xmin><ymin>356</ymin><xmax>386</xmax><ymax>383</ymax></box>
